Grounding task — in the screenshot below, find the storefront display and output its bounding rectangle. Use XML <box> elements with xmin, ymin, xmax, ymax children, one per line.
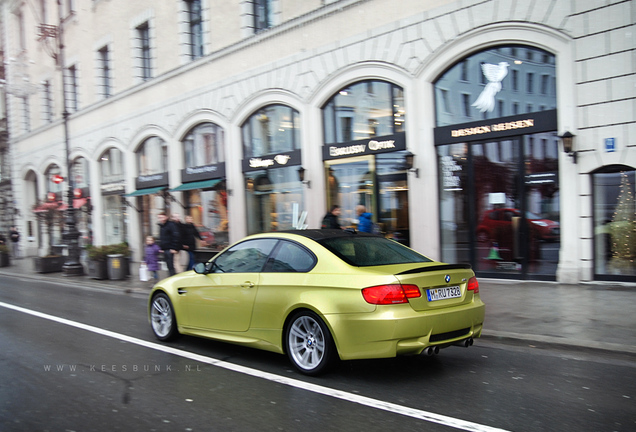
<box><xmin>593</xmin><ymin>166</ymin><xmax>636</xmax><ymax>280</ymax></box>
<box><xmin>322</xmin><ymin>80</ymin><xmax>410</xmax><ymax>243</ymax></box>
<box><xmin>242</xmin><ymin>105</ymin><xmax>304</xmax><ymax>235</ymax></box>
<box><xmin>434</xmin><ymin>45</ymin><xmax>560</xmax><ymax>279</ymax></box>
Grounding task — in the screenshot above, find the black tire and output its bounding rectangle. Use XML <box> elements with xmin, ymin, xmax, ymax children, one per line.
<box><xmin>150</xmin><ymin>292</ymin><xmax>179</xmax><ymax>341</ymax></box>
<box><xmin>285</xmin><ymin>310</ymin><xmax>336</xmax><ymax>376</ymax></box>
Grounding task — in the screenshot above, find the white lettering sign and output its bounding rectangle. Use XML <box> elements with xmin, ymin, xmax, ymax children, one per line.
<box><xmin>186</xmin><ymin>165</ymin><xmax>218</xmax><ymax>175</ymax></box>
<box><xmin>368</xmin><ymin>140</ymin><xmax>395</xmax><ymax>151</ymax></box>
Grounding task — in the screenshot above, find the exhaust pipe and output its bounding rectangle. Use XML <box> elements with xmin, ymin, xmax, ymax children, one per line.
<box><xmin>424</xmin><ymin>346</ymin><xmax>440</xmax><ymax>356</ymax></box>
<box><xmin>453</xmin><ymin>337</ymin><xmax>473</xmax><ymax>348</ymax></box>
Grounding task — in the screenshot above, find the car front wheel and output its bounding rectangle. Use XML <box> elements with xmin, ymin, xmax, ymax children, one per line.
<box><xmin>285</xmin><ymin>311</ymin><xmax>336</xmax><ymax>375</ymax></box>
<box><xmin>150</xmin><ymin>293</ymin><xmax>179</xmax><ymax>341</ymax></box>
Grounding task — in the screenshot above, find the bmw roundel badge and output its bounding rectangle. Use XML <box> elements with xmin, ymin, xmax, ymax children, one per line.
<box><xmin>444</xmin><ymin>274</ymin><xmax>451</xmax><ymax>283</ymax></box>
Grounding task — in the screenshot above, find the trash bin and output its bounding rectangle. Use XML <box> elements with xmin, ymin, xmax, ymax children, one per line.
<box><xmin>107</xmin><ymin>254</ymin><xmax>125</xmax><ymax>280</ymax></box>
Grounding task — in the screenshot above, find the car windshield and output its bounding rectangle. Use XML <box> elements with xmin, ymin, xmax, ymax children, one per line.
<box><xmin>319</xmin><ymin>236</ymin><xmax>432</xmax><ymax>266</ymax></box>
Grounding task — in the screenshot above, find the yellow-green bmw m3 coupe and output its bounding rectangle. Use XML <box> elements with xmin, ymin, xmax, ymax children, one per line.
<box><xmin>149</xmin><ymin>229</ymin><xmax>485</xmax><ymax>375</ymax></box>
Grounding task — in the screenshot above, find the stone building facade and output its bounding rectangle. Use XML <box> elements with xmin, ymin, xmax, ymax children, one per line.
<box><xmin>1</xmin><ymin>0</ymin><xmax>634</xmax><ymax>282</ymax></box>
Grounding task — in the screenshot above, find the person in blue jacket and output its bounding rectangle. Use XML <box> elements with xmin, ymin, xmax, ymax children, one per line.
<box><xmin>356</xmin><ymin>205</ymin><xmax>373</xmax><ymax>233</ymax></box>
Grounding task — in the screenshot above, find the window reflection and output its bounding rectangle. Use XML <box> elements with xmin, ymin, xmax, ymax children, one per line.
<box><xmin>137</xmin><ymin>137</ymin><xmax>167</xmax><ymax>175</ymax></box>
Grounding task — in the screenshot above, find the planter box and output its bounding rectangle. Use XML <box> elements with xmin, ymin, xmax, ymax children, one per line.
<box><xmin>34</xmin><ymin>256</ymin><xmax>64</xmax><ymax>273</ymax></box>
<box><xmin>87</xmin><ymin>259</ymin><xmax>108</xmax><ymax>280</ymax></box>
<box><xmin>0</xmin><ymin>253</ymin><xmax>10</xmax><ymax>267</ymax></box>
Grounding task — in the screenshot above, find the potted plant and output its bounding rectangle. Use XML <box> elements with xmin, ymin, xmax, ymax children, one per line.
<box><xmin>0</xmin><ymin>244</ymin><xmax>10</xmax><ymax>267</ymax></box>
<box><xmin>32</xmin><ymin>200</ymin><xmax>65</xmax><ymax>273</ymax></box>
<box><xmin>86</xmin><ymin>245</ymin><xmax>109</xmax><ymax>280</ymax></box>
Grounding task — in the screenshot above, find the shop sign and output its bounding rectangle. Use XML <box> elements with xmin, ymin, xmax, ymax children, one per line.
<box><xmin>101</xmin><ymin>182</ymin><xmax>126</xmax><ymax>196</ymax></box>
<box><xmin>525</xmin><ymin>172</ymin><xmax>557</xmax><ymax>186</ymax></box>
<box><xmin>441</xmin><ymin>156</ymin><xmax>462</xmax><ymax>191</ymax></box>
<box><xmin>434</xmin><ymin>110</ymin><xmax>557</xmax><ymax>145</ymax></box>
<box><xmin>135</xmin><ymin>172</ymin><xmax>168</xmax><ymax>189</ymax></box>
<box><xmin>322</xmin><ymin>133</ymin><xmax>406</xmax><ymax>160</ymax></box>
<box><xmin>182</xmin><ymin>163</ymin><xmax>226</xmax><ymax>183</ymax></box>
<box><xmin>242</xmin><ymin>149</ymin><xmax>301</xmax><ymax>173</ymax></box>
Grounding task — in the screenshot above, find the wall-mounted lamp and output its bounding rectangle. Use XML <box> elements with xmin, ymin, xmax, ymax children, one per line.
<box><xmin>404</xmin><ymin>151</ymin><xmax>419</xmax><ymax>178</ymax></box>
<box><xmin>559</xmin><ymin>131</ymin><xmax>577</xmax><ymax>164</ymax></box>
<box><xmin>297</xmin><ymin>166</ymin><xmax>311</xmax><ymax>188</ymax></box>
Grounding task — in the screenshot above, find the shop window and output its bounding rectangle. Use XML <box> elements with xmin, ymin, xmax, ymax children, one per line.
<box><xmin>45</xmin><ymin>164</ymin><xmax>63</xmax><ymax>195</ymax></box>
<box><xmin>434</xmin><ymin>45</ymin><xmax>556</xmax><ymax>126</ymax></box>
<box><xmin>244</xmin><ymin>167</ymin><xmax>303</xmax><ymax>235</ymax></box>
<box><xmin>323</xmin><ymin>80</ymin><xmax>405</xmax><ymax>144</ymax></box>
<box><xmin>137</xmin><ymin>136</ymin><xmax>167</xmax><ymax>175</ymax></box>
<box><xmin>242</xmin><ymin>104</ymin><xmax>299</xmax><ymax>157</ymax></box>
<box><xmin>593</xmin><ymin>166</ymin><xmax>636</xmax><ymax>280</ymax></box>
<box><xmin>72</xmin><ymin>157</ymin><xmax>89</xmax><ymax>189</ymax></box>
<box><xmin>183</xmin><ymin>123</ymin><xmax>225</xmax><ymax>167</ymax></box>
<box><xmin>100</xmin><ymin>148</ymin><xmax>125</xmax><ymax>184</ymax></box>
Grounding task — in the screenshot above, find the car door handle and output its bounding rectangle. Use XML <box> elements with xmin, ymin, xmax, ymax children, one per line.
<box><xmin>178</xmin><ymin>288</ymin><xmax>187</xmax><ymax>295</ymax></box>
<box><xmin>241</xmin><ymin>281</ymin><xmax>255</xmax><ymax>288</ymax></box>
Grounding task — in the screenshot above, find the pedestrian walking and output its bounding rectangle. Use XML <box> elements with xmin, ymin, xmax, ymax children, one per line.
<box><xmin>356</xmin><ymin>205</ymin><xmax>373</xmax><ymax>233</ymax></box>
<box><xmin>157</xmin><ymin>212</ymin><xmax>180</xmax><ymax>276</ymax></box>
<box><xmin>9</xmin><ymin>226</ymin><xmax>20</xmax><ymax>258</ymax></box>
<box><xmin>182</xmin><ymin>215</ymin><xmax>202</xmax><ymax>271</ymax></box>
<box><xmin>171</xmin><ymin>213</ymin><xmax>186</xmax><ymax>273</ymax></box>
<box><xmin>143</xmin><ymin>235</ymin><xmax>162</xmax><ymax>284</ymax></box>
<box><xmin>321</xmin><ymin>205</ymin><xmax>342</xmax><ymax>229</ymax></box>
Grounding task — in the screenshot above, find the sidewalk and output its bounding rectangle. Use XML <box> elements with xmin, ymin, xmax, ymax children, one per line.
<box><xmin>1</xmin><ymin>257</ymin><xmax>635</xmax><ymax>355</ymax></box>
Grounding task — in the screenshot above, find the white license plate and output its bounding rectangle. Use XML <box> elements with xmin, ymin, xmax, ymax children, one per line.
<box><xmin>427</xmin><ymin>286</ymin><xmax>461</xmax><ymax>301</ymax></box>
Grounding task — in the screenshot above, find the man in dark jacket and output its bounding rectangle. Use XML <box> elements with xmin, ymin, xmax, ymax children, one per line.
<box><xmin>321</xmin><ymin>205</ymin><xmax>342</xmax><ymax>229</ymax></box>
<box><xmin>182</xmin><ymin>215</ymin><xmax>202</xmax><ymax>271</ymax></box>
<box><xmin>157</xmin><ymin>212</ymin><xmax>181</xmax><ymax>276</ymax></box>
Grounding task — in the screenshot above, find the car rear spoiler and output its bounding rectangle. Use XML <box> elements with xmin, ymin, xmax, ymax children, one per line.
<box><xmin>397</xmin><ymin>263</ymin><xmax>472</xmax><ymax>275</ymax></box>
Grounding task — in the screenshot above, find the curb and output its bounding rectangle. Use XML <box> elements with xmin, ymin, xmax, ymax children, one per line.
<box><xmin>481</xmin><ymin>330</ymin><xmax>636</xmax><ymax>356</ymax></box>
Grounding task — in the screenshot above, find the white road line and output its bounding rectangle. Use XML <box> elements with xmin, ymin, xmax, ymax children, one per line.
<box><xmin>0</xmin><ymin>301</ymin><xmax>509</xmax><ymax>432</ymax></box>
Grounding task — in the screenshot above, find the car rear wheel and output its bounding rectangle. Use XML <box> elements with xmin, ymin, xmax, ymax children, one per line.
<box><xmin>150</xmin><ymin>293</ymin><xmax>179</xmax><ymax>341</ymax></box>
<box><xmin>285</xmin><ymin>311</ymin><xmax>336</xmax><ymax>375</ymax></box>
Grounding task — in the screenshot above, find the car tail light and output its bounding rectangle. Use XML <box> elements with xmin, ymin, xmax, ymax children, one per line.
<box><xmin>467</xmin><ymin>276</ymin><xmax>479</xmax><ymax>294</ymax></box>
<box><xmin>362</xmin><ymin>284</ymin><xmax>421</xmax><ymax>305</ymax></box>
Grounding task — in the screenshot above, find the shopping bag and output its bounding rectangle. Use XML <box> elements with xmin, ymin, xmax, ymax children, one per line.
<box><xmin>160</xmin><ymin>261</ymin><xmax>168</xmax><ymax>272</ymax></box>
<box><xmin>139</xmin><ymin>262</ymin><xmax>149</xmax><ymax>282</ymax></box>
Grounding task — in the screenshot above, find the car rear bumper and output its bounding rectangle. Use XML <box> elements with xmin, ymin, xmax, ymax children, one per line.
<box><xmin>326</xmin><ymin>299</ymin><xmax>486</xmax><ymax>360</ymax></box>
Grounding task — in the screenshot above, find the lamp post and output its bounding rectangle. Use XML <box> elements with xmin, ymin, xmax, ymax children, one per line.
<box><xmin>38</xmin><ymin>3</ymin><xmax>83</xmax><ymax>275</ymax></box>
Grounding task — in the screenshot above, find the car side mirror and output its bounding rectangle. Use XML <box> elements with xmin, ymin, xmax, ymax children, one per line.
<box><xmin>193</xmin><ymin>262</ymin><xmax>207</xmax><ymax>274</ymax></box>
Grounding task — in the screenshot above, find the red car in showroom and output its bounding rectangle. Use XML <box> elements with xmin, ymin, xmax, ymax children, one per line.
<box><xmin>477</xmin><ymin>208</ymin><xmax>560</xmax><ymax>243</ymax></box>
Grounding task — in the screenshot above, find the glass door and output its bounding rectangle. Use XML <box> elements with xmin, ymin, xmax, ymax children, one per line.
<box><xmin>439</xmin><ymin>134</ymin><xmax>560</xmax><ymax>279</ymax></box>
<box><xmin>473</xmin><ymin>139</ymin><xmax>526</xmax><ymax>276</ymax></box>
<box><xmin>325</xmin><ymin>156</ymin><xmax>376</xmax><ymax>229</ymax></box>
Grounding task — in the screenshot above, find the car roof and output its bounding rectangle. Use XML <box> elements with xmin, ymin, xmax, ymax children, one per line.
<box><xmin>274</xmin><ymin>229</ymin><xmax>380</xmax><ymax>241</ymax></box>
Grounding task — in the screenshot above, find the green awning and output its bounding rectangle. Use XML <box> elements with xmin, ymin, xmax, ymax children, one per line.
<box><xmin>123</xmin><ymin>186</ymin><xmax>166</xmax><ymax>197</ymax></box>
<box><xmin>170</xmin><ymin>179</ymin><xmax>222</xmax><ymax>192</ymax></box>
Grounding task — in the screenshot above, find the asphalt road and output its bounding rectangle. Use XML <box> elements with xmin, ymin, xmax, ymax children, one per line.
<box><xmin>1</xmin><ymin>274</ymin><xmax>634</xmax><ymax>431</ymax></box>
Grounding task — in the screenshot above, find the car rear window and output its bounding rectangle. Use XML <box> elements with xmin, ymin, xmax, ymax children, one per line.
<box><xmin>319</xmin><ymin>236</ymin><xmax>432</xmax><ymax>266</ymax></box>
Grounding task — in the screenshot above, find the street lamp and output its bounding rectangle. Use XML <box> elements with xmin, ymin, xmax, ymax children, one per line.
<box><xmin>38</xmin><ymin>4</ymin><xmax>83</xmax><ymax>276</ymax></box>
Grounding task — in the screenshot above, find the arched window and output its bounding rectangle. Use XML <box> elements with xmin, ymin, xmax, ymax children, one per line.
<box><xmin>72</xmin><ymin>157</ymin><xmax>89</xmax><ymax>189</ymax></box>
<box><xmin>100</xmin><ymin>148</ymin><xmax>125</xmax><ymax>184</ymax></box>
<box><xmin>242</xmin><ymin>104</ymin><xmax>299</xmax><ymax>158</ymax></box>
<box><xmin>434</xmin><ymin>45</ymin><xmax>556</xmax><ymax>126</ymax></box>
<box><xmin>183</xmin><ymin>123</ymin><xmax>225</xmax><ymax>167</ymax></box>
<box><xmin>44</xmin><ymin>164</ymin><xmax>62</xmax><ymax>195</ymax></box>
<box><xmin>241</xmin><ymin>104</ymin><xmax>303</xmax><ymax>235</ymax></box>
<box><xmin>322</xmin><ymin>80</ymin><xmax>405</xmax><ymax>144</ymax></box>
<box><xmin>434</xmin><ymin>45</ymin><xmax>559</xmax><ymax>279</ymax></box>
<box><xmin>137</xmin><ymin>137</ymin><xmax>167</xmax><ymax>175</ymax></box>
